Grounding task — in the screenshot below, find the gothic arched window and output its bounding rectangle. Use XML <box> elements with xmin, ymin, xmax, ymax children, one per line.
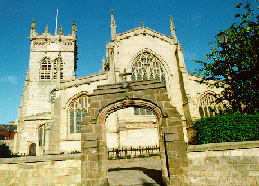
<box><xmin>68</xmin><ymin>95</ymin><xmax>89</xmax><ymax>133</ymax></box>
<box><xmin>131</xmin><ymin>52</ymin><xmax>166</xmax><ymax>85</ymax></box>
<box><xmin>53</xmin><ymin>57</ymin><xmax>64</xmax><ymax>79</ymax></box>
<box><xmin>199</xmin><ymin>92</ymin><xmax>226</xmax><ymax>118</ymax></box>
<box><xmin>40</xmin><ymin>57</ymin><xmax>51</xmax><ymax>80</ymax></box>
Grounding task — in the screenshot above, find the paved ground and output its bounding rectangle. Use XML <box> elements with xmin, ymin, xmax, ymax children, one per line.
<box><xmin>107</xmin><ymin>156</ymin><xmax>164</xmax><ymax>186</ymax></box>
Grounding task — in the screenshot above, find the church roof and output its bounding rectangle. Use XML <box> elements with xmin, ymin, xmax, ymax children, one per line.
<box><xmin>116</xmin><ymin>27</ymin><xmax>177</xmax><ymax>44</ymax></box>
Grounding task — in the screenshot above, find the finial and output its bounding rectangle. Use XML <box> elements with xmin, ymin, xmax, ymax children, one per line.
<box><xmin>141</xmin><ymin>21</ymin><xmax>145</xmax><ymax>27</ymax></box>
<box><xmin>30</xmin><ymin>18</ymin><xmax>36</xmax><ymax>38</ymax></box>
<box><xmin>111</xmin><ymin>9</ymin><xmax>116</xmax><ymax>26</ymax></box>
<box><xmin>59</xmin><ymin>25</ymin><xmax>63</xmax><ymax>34</ymax></box>
<box><xmin>170</xmin><ymin>15</ymin><xmax>177</xmax><ymax>41</ymax></box>
<box><xmin>72</xmin><ymin>21</ymin><xmax>77</xmax><ymax>36</ymax></box>
<box><xmin>110</xmin><ymin>9</ymin><xmax>116</xmax><ymax>41</ymax></box>
<box><xmin>170</xmin><ymin>15</ymin><xmax>175</xmax><ymax>31</ymax></box>
<box><xmin>45</xmin><ymin>25</ymin><xmax>48</xmax><ymax>33</ymax></box>
<box><xmin>30</xmin><ymin>18</ymin><xmax>36</xmax><ymax>30</ymax></box>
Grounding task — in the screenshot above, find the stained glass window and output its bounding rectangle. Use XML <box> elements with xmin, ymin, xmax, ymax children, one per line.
<box><xmin>131</xmin><ymin>52</ymin><xmax>166</xmax><ymax>85</ymax></box>
<box><xmin>134</xmin><ymin>107</ymin><xmax>154</xmax><ymax>116</ymax></box>
<box><xmin>39</xmin><ymin>125</ymin><xmax>45</xmax><ymax>146</ymax></box>
<box><xmin>199</xmin><ymin>93</ymin><xmax>227</xmax><ymax>117</ymax></box>
<box><xmin>131</xmin><ymin>51</ymin><xmax>166</xmax><ymax>115</ymax></box>
<box><xmin>68</xmin><ymin>95</ymin><xmax>89</xmax><ymax>133</ymax></box>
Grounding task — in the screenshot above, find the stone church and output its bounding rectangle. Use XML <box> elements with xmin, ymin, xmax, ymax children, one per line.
<box><xmin>14</xmin><ymin>11</ymin><xmax>223</xmax><ymax>156</ymax></box>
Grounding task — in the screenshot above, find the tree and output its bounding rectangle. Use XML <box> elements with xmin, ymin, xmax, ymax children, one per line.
<box><xmin>193</xmin><ymin>1</ymin><xmax>259</xmax><ymax>114</ymax></box>
<box><xmin>0</xmin><ymin>143</ymin><xmax>11</xmax><ymax>158</ymax></box>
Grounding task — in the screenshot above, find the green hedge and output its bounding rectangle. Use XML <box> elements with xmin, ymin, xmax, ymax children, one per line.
<box><xmin>193</xmin><ymin>113</ymin><xmax>259</xmax><ymax>145</ymax></box>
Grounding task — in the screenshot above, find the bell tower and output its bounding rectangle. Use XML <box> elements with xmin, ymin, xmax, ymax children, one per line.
<box><xmin>19</xmin><ymin>19</ymin><xmax>78</xmax><ymax>119</ymax></box>
<box><xmin>15</xmin><ymin>19</ymin><xmax>78</xmax><ymax>155</ymax></box>
<box><xmin>28</xmin><ymin>19</ymin><xmax>77</xmax><ymax>82</ymax></box>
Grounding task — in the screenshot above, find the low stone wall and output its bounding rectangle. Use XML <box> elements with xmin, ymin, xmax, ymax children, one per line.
<box><xmin>1</xmin><ymin>141</ymin><xmax>259</xmax><ymax>185</ymax></box>
<box><xmin>0</xmin><ymin>154</ymin><xmax>81</xmax><ymax>186</ymax></box>
<box><xmin>188</xmin><ymin>141</ymin><xmax>259</xmax><ymax>186</ymax></box>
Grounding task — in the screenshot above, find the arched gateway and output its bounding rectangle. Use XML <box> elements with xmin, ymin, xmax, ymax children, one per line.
<box><xmin>81</xmin><ymin>80</ymin><xmax>189</xmax><ymax>185</ymax></box>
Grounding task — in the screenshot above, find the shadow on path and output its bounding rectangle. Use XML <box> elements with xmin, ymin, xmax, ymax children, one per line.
<box><xmin>108</xmin><ymin>167</ymin><xmax>164</xmax><ymax>186</ymax></box>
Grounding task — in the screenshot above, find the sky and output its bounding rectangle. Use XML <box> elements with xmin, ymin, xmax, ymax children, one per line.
<box><xmin>0</xmin><ymin>0</ymin><xmax>257</xmax><ymax>124</ymax></box>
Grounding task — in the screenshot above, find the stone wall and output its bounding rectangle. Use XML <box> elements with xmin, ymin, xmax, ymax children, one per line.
<box><xmin>1</xmin><ymin>141</ymin><xmax>259</xmax><ymax>185</ymax></box>
<box><xmin>188</xmin><ymin>141</ymin><xmax>259</xmax><ymax>186</ymax></box>
<box><xmin>0</xmin><ymin>154</ymin><xmax>81</xmax><ymax>186</ymax></box>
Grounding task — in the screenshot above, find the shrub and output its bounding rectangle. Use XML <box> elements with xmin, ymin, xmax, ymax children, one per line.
<box><xmin>193</xmin><ymin>113</ymin><xmax>259</xmax><ymax>145</ymax></box>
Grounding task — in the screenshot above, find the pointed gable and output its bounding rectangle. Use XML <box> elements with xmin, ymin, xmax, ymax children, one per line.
<box><xmin>116</xmin><ymin>27</ymin><xmax>177</xmax><ymax>45</ymax></box>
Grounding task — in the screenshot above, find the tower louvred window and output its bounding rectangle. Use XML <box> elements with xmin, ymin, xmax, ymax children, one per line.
<box><xmin>39</xmin><ymin>57</ymin><xmax>64</xmax><ymax>80</ymax></box>
<box><xmin>40</xmin><ymin>57</ymin><xmax>51</xmax><ymax>79</ymax></box>
<box><xmin>53</xmin><ymin>57</ymin><xmax>64</xmax><ymax>79</ymax></box>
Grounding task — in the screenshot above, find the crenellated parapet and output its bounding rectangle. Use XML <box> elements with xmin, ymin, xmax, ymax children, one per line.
<box><xmin>28</xmin><ymin>19</ymin><xmax>77</xmax><ymax>52</ymax></box>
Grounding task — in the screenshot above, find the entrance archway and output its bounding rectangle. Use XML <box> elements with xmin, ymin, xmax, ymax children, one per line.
<box><xmin>81</xmin><ymin>80</ymin><xmax>189</xmax><ymax>185</ymax></box>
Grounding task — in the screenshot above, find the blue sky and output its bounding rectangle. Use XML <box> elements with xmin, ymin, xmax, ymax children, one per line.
<box><xmin>0</xmin><ymin>0</ymin><xmax>257</xmax><ymax>123</ymax></box>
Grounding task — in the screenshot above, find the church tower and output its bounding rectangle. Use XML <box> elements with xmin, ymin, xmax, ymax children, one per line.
<box><xmin>15</xmin><ymin>19</ymin><xmax>78</xmax><ymax>155</ymax></box>
<box><xmin>19</xmin><ymin>19</ymin><xmax>78</xmax><ymax>118</ymax></box>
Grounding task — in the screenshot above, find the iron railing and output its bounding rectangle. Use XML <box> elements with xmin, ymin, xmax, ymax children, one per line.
<box><xmin>108</xmin><ymin>145</ymin><xmax>159</xmax><ymax>159</ymax></box>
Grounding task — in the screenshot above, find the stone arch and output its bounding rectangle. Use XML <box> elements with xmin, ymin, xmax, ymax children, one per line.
<box><xmin>81</xmin><ymin>80</ymin><xmax>189</xmax><ymax>185</ymax></box>
<box><xmin>65</xmin><ymin>91</ymin><xmax>89</xmax><ymax>107</ymax></box>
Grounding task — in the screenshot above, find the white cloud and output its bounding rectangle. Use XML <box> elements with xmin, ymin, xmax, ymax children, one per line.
<box><xmin>0</xmin><ymin>76</ymin><xmax>18</xmax><ymax>84</ymax></box>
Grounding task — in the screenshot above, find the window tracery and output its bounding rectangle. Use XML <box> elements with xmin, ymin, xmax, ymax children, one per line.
<box><xmin>199</xmin><ymin>92</ymin><xmax>226</xmax><ymax>117</ymax></box>
<box><xmin>131</xmin><ymin>52</ymin><xmax>166</xmax><ymax>85</ymax></box>
<box><xmin>53</xmin><ymin>57</ymin><xmax>64</xmax><ymax>79</ymax></box>
<box><xmin>40</xmin><ymin>57</ymin><xmax>51</xmax><ymax>80</ymax></box>
<box><xmin>39</xmin><ymin>57</ymin><xmax>64</xmax><ymax>80</ymax></box>
<box><xmin>68</xmin><ymin>95</ymin><xmax>89</xmax><ymax>133</ymax></box>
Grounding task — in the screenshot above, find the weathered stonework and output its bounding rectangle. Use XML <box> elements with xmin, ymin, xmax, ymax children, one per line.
<box><xmin>0</xmin><ymin>154</ymin><xmax>81</xmax><ymax>185</ymax></box>
<box><xmin>81</xmin><ymin>80</ymin><xmax>189</xmax><ymax>185</ymax></box>
<box><xmin>15</xmin><ymin>11</ymin><xmax>223</xmax><ymax>163</ymax></box>
<box><xmin>188</xmin><ymin>141</ymin><xmax>259</xmax><ymax>185</ymax></box>
<box><xmin>1</xmin><ymin>141</ymin><xmax>259</xmax><ymax>185</ymax></box>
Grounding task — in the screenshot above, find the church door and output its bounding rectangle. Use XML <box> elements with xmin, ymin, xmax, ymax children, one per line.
<box><xmin>29</xmin><ymin>143</ymin><xmax>36</xmax><ymax>156</ymax></box>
